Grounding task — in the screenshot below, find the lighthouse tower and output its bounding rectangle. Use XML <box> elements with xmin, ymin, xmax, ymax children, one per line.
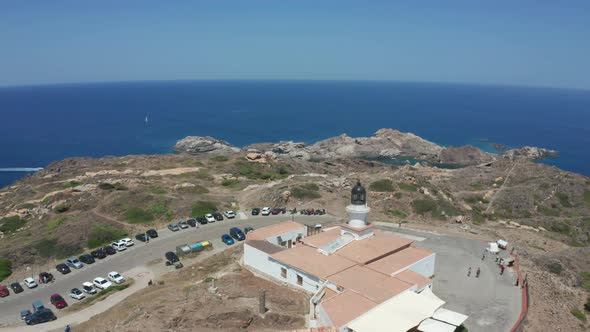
<box><xmin>346</xmin><ymin>180</ymin><xmax>371</xmax><ymax>228</ymax></box>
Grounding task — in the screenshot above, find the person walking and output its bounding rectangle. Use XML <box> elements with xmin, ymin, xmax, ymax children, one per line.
<box><xmin>500</xmin><ymin>265</ymin><xmax>505</xmax><ymax>275</ymax></box>
<box><xmin>467</xmin><ymin>267</ymin><xmax>472</xmax><ymax>277</ymax></box>
<box><xmin>65</xmin><ymin>324</ymin><xmax>71</xmax><ymax>332</ymax></box>
<box><xmin>476</xmin><ymin>267</ymin><xmax>481</xmax><ymax>278</ymax></box>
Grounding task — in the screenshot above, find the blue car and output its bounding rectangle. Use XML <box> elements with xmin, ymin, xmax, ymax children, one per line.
<box><xmin>221</xmin><ymin>234</ymin><xmax>234</xmax><ymax>245</ymax></box>
<box><xmin>229</xmin><ymin>227</ymin><xmax>245</xmax><ymax>241</ymax></box>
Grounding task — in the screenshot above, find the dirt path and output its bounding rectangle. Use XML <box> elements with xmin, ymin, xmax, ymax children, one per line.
<box><xmin>484</xmin><ymin>160</ymin><xmax>520</xmax><ymax>214</ymax></box>
<box><xmin>90</xmin><ymin>208</ymin><xmax>131</xmax><ymax>229</ymax></box>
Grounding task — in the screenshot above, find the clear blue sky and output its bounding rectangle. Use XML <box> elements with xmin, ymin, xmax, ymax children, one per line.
<box><xmin>1</xmin><ymin>0</ymin><xmax>589</xmax><ymax>89</ymax></box>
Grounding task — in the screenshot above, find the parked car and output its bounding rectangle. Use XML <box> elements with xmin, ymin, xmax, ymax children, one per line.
<box><xmin>20</xmin><ymin>309</ymin><xmax>31</xmax><ymax>320</ymax></box>
<box><xmin>93</xmin><ymin>277</ymin><xmax>112</xmax><ymax>290</ymax></box>
<box><xmin>165</xmin><ymin>251</ymin><xmax>179</xmax><ymax>263</ymax></box>
<box><xmin>244</xmin><ymin>226</ymin><xmax>254</xmax><ymax>234</ymax></box>
<box><xmin>229</xmin><ymin>227</ymin><xmax>245</xmax><ymax>241</ymax></box>
<box><xmin>107</xmin><ymin>271</ymin><xmax>125</xmax><ymax>284</ymax></box>
<box><xmin>120</xmin><ymin>238</ymin><xmax>134</xmax><ymax>247</ymax></box>
<box><xmin>251</xmin><ymin>208</ymin><xmax>260</xmax><ymax>215</ymax></box>
<box><xmin>112</xmin><ymin>241</ymin><xmax>127</xmax><ymax>251</ymax></box>
<box><xmin>178</xmin><ymin>220</ymin><xmax>189</xmax><ymax>229</ymax></box>
<box><xmin>271</xmin><ymin>208</ymin><xmax>283</xmax><ymax>215</ymax></box>
<box><xmin>38</xmin><ymin>272</ymin><xmax>54</xmax><ymax>284</ymax></box>
<box><xmin>167</xmin><ymin>223</ymin><xmax>180</xmax><ymax>231</ymax></box>
<box><xmin>25</xmin><ymin>308</ymin><xmax>56</xmax><ymax>325</ymax></box>
<box><xmin>32</xmin><ymin>300</ymin><xmax>45</xmax><ymax>312</ymax></box>
<box><xmin>205</xmin><ymin>214</ymin><xmax>215</xmax><ymax>223</ymax></box>
<box><xmin>91</xmin><ymin>249</ymin><xmax>107</xmax><ymax>259</ymax></box>
<box><xmin>223</xmin><ymin>210</ymin><xmax>236</xmax><ymax>219</ymax></box>
<box><xmin>66</xmin><ymin>257</ymin><xmax>84</xmax><ymax>269</ymax></box>
<box><xmin>0</xmin><ymin>285</ymin><xmax>9</xmax><ymax>297</ymax></box>
<box><xmin>213</xmin><ymin>212</ymin><xmax>224</xmax><ymax>221</ymax></box>
<box><xmin>50</xmin><ymin>294</ymin><xmax>68</xmax><ymax>309</ymax></box>
<box><xmin>261</xmin><ymin>207</ymin><xmax>271</xmax><ymax>215</ymax></box>
<box><xmin>23</xmin><ymin>278</ymin><xmax>38</xmax><ymax>289</ymax></box>
<box><xmin>186</xmin><ymin>218</ymin><xmax>197</xmax><ymax>227</ymax></box>
<box><xmin>79</xmin><ymin>254</ymin><xmax>95</xmax><ymax>265</ymax></box>
<box><xmin>103</xmin><ymin>245</ymin><xmax>117</xmax><ymax>255</ymax></box>
<box><xmin>221</xmin><ymin>234</ymin><xmax>235</xmax><ymax>245</ymax></box>
<box><xmin>146</xmin><ymin>229</ymin><xmax>158</xmax><ymax>238</ymax></box>
<box><xmin>135</xmin><ymin>233</ymin><xmax>149</xmax><ymax>242</ymax></box>
<box><xmin>196</xmin><ymin>216</ymin><xmax>207</xmax><ymax>225</ymax></box>
<box><xmin>56</xmin><ymin>263</ymin><xmax>71</xmax><ymax>274</ymax></box>
<box><xmin>82</xmin><ymin>282</ymin><xmax>97</xmax><ymax>294</ymax></box>
<box><xmin>10</xmin><ymin>282</ymin><xmax>24</xmax><ymax>294</ymax></box>
<box><xmin>69</xmin><ymin>288</ymin><xmax>85</xmax><ymax>300</ymax></box>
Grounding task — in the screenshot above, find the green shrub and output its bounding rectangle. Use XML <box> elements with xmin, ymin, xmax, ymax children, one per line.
<box><xmin>291</xmin><ymin>183</ymin><xmax>321</xmax><ymax>199</ymax></box>
<box><xmin>548</xmin><ymin>262</ymin><xmax>563</xmax><ymax>274</ymax></box>
<box><xmin>233</xmin><ymin>161</ymin><xmax>289</xmax><ymax>181</ymax></box>
<box><xmin>584</xmin><ymin>190</ymin><xmax>590</xmax><ymax>207</ymax></box>
<box><xmin>0</xmin><ymin>259</ymin><xmax>12</xmax><ymax>282</ymax></box>
<box><xmin>222</xmin><ymin>179</ymin><xmax>240</xmax><ymax>187</ymax></box>
<box><xmin>412</xmin><ymin>198</ymin><xmax>437</xmax><ymax>214</ymax></box>
<box><xmin>470</xmin><ymin>183</ymin><xmax>484</xmax><ymax>190</ymax></box>
<box><xmin>87</xmin><ymin>224</ymin><xmax>128</xmax><ymax>249</ymax></box>
<box><xmin>211</xmin><ymin>155</ymin><xmax>229</xmax><ymax>162</ymax></box>
<box><xmin>454</xmin><ymin>325</ymin><xmax>468</xmax><ymax>332</ymax></box>
<box><xmin>472</xmin><ymin>209</ymin><xmax>485</xmax><ymax>225</ymax></box>
<box><xmin>149</xmin><ymin>201</ymin><xmax>172</xmax><ymax>219</ymax></box>
<box><xmin>580</xmin><ymin>272</ymin><xmax>590</xmax><ymax>292</ymax></box>
<box><xmin>394</xmin><ymin>192</ymin><xmax>403</xmax><ymax>199</ymax></box>
<box><xmin>585</xmin><ymin>298</ymin><xmax>590</xmax><ymax>312</ymax></box>
<box><xmin>465</xmin><ymin>195</ymin><xmax>487</xmax><ymax>205</ymax></box>
<box><xmin>550</xmin><ymin>222</ymin><xmax>571</xmax><ymax>235</ymax></box>
<box><xmin>54</xmin><ymin>204</ymin><xmax>69</xmax><ymax>213</ymax></box>
<box><xmin>177</xmin><ymin>184</ymin><xmax>209</xmax><ymax>194</ymax></box>
<box><xmin>34</xmin><ymin>238</ymin><xmax>82</xmax><ymax>259</ymax></box>
<box><xmin>399</xmin><ymin>183</ymin><xmax>417</xmax><ymax>192</ymax></box>
<box><xmin>46</xmin><ymin>217</ymin><xmax>67</xmax><ymax>231</ymax></box>
<box><xmin>191</xmin><ymin>201</ymin><xmax>218</xmax><ymax>217</ymax></box>
<box><xmin>148</xmin><ymin>186</ymin><xmax>167</xmax><ymax>195</ymax></box>
<box><xmin>555</xmin><ymin>192</ymin><xmax>572</xmax><ymax>208</ymax></box>
<box><xmin>389</xmin><ymin>209</ymin><xmax>407</xmax><ymax>218</ymax></box>
<box><xmin>195</xmin><ymin>171</ymin><xmax>213</xmax><ymax>180</ymax></box>
<box><xmin>571</xmin><ymin>308</ymin><xmax>587</xmax><ymax>322</ymax></box>
<box><xmin>61</xmin><ymin>180</ymin><xmax>82</xmax><ymax>189</ymax></box>
<box><xmin>124</xmin><ymin>207</ymin><xmax>154</xmax><ymax>224</ymax></box>
<box><xmin>98</xmin><ymin>182</ymin><xmax>128</xmax><ymax>191</ymax></box>
<box><xmin>538</xmin><ymin>205</ymin><xmax>560</xmax><ymax>217</ymax></box>
<box><xmin>0</xmin><ymin>216</ymin><xmax>26</xmax><ymax>233</ymax></box>
<box><xmin>369</xmin><ymin>179</ymin><xmax>395</xmax><ymax>192</ymax></box>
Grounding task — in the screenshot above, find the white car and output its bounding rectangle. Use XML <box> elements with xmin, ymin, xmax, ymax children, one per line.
<box><xmin>23</xmin><ymin>277</ymin><xmax>38</xmax><ymax>289</ymax></box>
<box><xmin>93</xmin><ymin>277</ymin><xmax>112</xmax><ymax>290</ymax></box>
<box><xmin>205</xmin><ymin>214</ymin><xmax>215</xmax><ymax>223</ymax></box>
<box><xmin>261</xmin><ymin>207</ymin><xmax>271</xmax><ymax>216</ymax></box>
<box><xmin>112</xmin><ymin>241</ymin><xmax>127</xmax><ymax>251</ymax></box>
<box><xmin>120</xmin><ymin>238</ymin><xmax>134</xmax><ymax>247</ymax></box>
<box><xmin>107</xmin><ymin>271</ymin><xmax>125</xmax><ymax>284</ymax></box>
<box><xmin>223</xmin><ymin>210</ymin><xmax>236</xmax><ymax>219</ymax></box>
<box><xmin>69</xmin><ymin>288</ymin><xmax>86</xmax><ymax>300</ymax></box>
<box><xmin>82</xmin><ymin>281</ymin><xmax>97</xmax><ymax>294</ymax></box>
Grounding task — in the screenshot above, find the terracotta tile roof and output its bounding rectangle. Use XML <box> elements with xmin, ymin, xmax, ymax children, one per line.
<box><xmin>302</xmin><ymin>228</ymin><xmax>342</xmax><ymax>248</ymax></box>
<box><xmin>320</xmin><ymin>290</ymin><xmax>377</xmax><ymax>328</ymax></box>
<box><xmin>246</xmin><ymin>221</ymin><xmax>305</xmax><ymax>241</ymax></box>
<box><xmin>327</xmin><ymin>265</ymin><xmax>413</xmax><ymax>303</ymax></box>
<box><xmin>245</xmin><ymin>239</ymin><xmax>287</xmax><ymax>254</ymax></box>
<box><xmin>321</xmin><ymin>287</ymin><xmax>339</xmax><ymax>302</ymax></box>
<box><xmin>394</xmin><ymin>269</ymin><xmax>432</xmax><ymax>290</ymax></box>
<box><xmin>271</xmin><ymin>245</ymin><xmax>357</xmax><ymax>279</ymax></box>
<box><xmin>334</xmin><ymin>230</ymin><xmax>413</xmax><ymax>264</ymax></box>
<box><xmin>367</xmin><ymin>246</ymin><xmax>434</xmax><ymax>276</ymax></box>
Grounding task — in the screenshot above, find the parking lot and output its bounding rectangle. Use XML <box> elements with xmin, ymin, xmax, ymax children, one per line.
<box><xmin>379</xmin><ymin>225</ymin><xmax>522</xmax><ymax>332</ymax></box>
<box><xmin>0</xmin><ymin>213</ymin><xmax>339</xmax><ymax>326</ymax></box>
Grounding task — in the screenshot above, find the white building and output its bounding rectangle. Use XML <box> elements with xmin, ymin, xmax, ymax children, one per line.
<box><xmin>243</xmin><ymin>181</ymin><xmax>465</xmax><ymax>331</ymax></box>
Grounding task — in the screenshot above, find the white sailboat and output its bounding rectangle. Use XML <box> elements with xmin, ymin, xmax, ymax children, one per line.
<box><xmin>145</xmin><ymin>115</ymin><xmax>149</xmax><ymax>124</ymax></box>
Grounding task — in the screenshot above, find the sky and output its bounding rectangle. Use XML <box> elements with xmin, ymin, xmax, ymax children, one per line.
<box><xmin>1</xmin><ymin>0</ymin><xmax>589</xmax><ymax>89</ymax></box>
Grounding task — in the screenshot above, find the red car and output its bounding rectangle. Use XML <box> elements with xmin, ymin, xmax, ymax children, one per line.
<box><xmin>0</xmin><ymin>285</ymin><xmax>9</xmax><ymax>297</ymax></box>
<box><xmin>50</xmin><ymin>293</ymin><xmax>68</xmax><ymax>309</ymax></box>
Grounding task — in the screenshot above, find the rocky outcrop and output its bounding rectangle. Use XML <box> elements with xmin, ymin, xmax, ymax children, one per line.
<box><xmin>439</xmin><ymin>146</ymin><xmax>496</xmax><ymax>165</ymax></box>
<box><xmin>173</xmin><ymin>136</ymin><xmax>241</xmax><ymax>155</ymax></box>
<box><xmin>502</xmin><ymin>146</ymin><xmax>558</xmax><ymax>160</ymax></box>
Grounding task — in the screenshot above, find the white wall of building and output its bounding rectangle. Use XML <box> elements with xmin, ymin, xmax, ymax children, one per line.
<box><xmin>244</xmin><ymin>243</ymin><xmax>322</xmax><ymax>293</ymax></box>
<box><xmin>316</xmin><ymin>303</ymin><xmax>334</xmax><ymax>328</ymax></box>
<box><xmin>409</xmin><ymin>253</ymin><xmax>436</xmax><ymax>278</ymax></box>
<box><xmin>265</xmin><ymin>228</ymin><xmax>306</xmax><ymax>247</ymax></box>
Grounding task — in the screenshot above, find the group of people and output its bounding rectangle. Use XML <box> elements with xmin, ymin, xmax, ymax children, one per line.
<box><xmin>467</xmin><ymin>266</ymin><xmax>481</xmax><ymax>278</ymax></box>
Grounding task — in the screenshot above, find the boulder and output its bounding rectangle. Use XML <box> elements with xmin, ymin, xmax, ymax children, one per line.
<box><xmin>502</xmin><ymin>146</ymin><xmax>558</xmax><ymax>160</ymax></box>
<box><xmin>173</xmin><ymin>136</ymin><xmax>241</xmax><ymax>155</ymax></box>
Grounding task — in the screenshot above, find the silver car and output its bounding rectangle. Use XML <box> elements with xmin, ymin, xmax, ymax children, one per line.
<box><xmin>66</xmin><ymin>257</ymin><xmax>84</xmax><ymax>269</ymax></box>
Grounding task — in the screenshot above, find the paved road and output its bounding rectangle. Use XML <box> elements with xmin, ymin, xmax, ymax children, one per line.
<box><xmin>0</xmin><ymin>214</ymin><xmax>338</xmax><ymax>325</ymax></box>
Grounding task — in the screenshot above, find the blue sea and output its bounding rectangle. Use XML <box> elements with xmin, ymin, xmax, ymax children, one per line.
<box><xmin>1</xmin><ymin>80</ymin><xmax>589</xmax><ymax>188</ymax></box>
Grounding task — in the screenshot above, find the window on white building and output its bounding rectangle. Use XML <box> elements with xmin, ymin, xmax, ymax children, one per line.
<box><xmin>297</xmin><ymin>274</ymin><xmax>303</xmax><ymax>286</ymax></box>
<box><xmin>281</xmin><ymin>267</ymin><xmax>287</xmax><ymax>278</ymax></box>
